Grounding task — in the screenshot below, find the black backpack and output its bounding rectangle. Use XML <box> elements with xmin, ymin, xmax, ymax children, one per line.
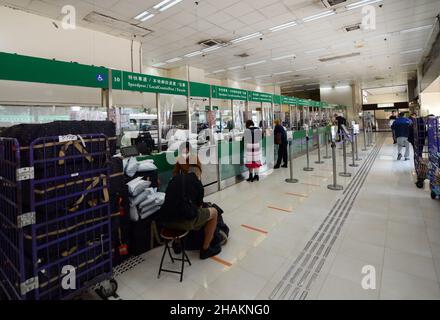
<box><xmin>161</xmin><ymin>173</ymin><xmax>201</xmax><ymax>222</ymax></box>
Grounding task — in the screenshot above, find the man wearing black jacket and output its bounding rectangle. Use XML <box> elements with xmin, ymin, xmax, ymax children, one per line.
<box><xmin>160</xmin><ymin>172</ymin><xmax>220</xmax><ymax>259</ymax></box>
<box><xmin>274</xmin><ymin>119</ymin><xmax>288</xmax><ymax>169</ymax></box>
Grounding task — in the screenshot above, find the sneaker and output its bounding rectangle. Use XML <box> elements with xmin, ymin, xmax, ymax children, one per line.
<box><xmin>200</xmin><ymin>244</ymin><xmax>221</xmax><ymax>260</ymax></box>
<box><xmin>397</xmin><ymin>154</ymin><xmax>402</xmax><ymax>160</ymax></box>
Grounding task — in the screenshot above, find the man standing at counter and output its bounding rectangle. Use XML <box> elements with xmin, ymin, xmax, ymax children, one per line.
<box><xmin>274</xmin><ymin>119</ymin><xmax>288</xmax><ymax>169</ymax></box>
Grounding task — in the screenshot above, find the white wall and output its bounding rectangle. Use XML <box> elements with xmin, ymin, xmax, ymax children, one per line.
<box><xmin>365</xmin><ymin>92</ymin><xmax>408</xmax><ymax>104</ymax></box>
<box><xmin>0</xmin><ymin>6</ymin><xmax>142</xmax><ymax>72</ymax></box>
<box><xmin>0</xmin><ymin>5</ymin><xmax>142</xmax><ymax>106</ymax></box>
<box><xmin>421</xmin><ymin>92</ymin><xmax>440</xmax><ymax>116</ymax></box>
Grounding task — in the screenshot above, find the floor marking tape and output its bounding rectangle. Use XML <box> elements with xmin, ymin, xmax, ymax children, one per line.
<box><xmin>285</xmin><ymin>192</ymin><xmax>308</xmax><ymax>198</ymax></box>
<box><xmin>241</xmin><ymin>224</ymin><xmax>269</xmax><ymax>234</ymax></box>
<box><xmin>210</xmin><ymin>256</ymin><xmax>233</xmax><ymax>267</ymax></box>
<box><xmin>267</xmin><ymin>206</ymin><xmax>293</xmax><ymax>213</ymax></box>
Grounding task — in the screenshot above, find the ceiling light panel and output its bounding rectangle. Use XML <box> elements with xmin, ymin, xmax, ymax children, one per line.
<box><xmin>303</xmin><ymin>10</ymin><xmax>335</xmax><ymax>23</ymax></box>
<box><xmin>159</xmin><ymin>0</ymin><xmax>183</xmax><ymax>12</ymax></box>
<box><xmin>231</xmin><ymin>32</ymin><xmax>263</xmax><ymax>44</ymax></box>
<box><xmin>269</xmin><ymin>21</ymin><xmax>298</xmax><ymax>32</ymax></box>
<box><xmin>245</xmin><ymin>60</ymin><xmax>266</xmax><ymax>67</ymax></box>
<box><xmin>346</xmin><ymin>0</ymin><xmax>383</xmax><ymax>10</ymax></box>
<box><xmin>272</xmin><ymin>54</ymin><xmax>296</xmax><ymax>61</ymax></box>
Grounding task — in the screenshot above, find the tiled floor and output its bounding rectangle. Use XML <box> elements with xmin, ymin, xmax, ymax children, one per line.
<box><xmin>113</xmin><ymin>135</ymin><xmax>440</xmax><ymax>300</ymax></box>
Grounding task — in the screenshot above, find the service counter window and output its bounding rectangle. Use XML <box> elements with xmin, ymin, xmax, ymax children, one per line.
<box><xmin>232</xmin><ymin>100</ymin><xmax>245</xmax><ymax>133</ymax></box>
<box><xmin>248</xmin><ymin>102</ymin><xmax>262</xmax><ymax>128</ymax></box>
<box><xmin>262</xmin><ymin>102</ymin><xmax>273</xmax><ymax>130</ymax></box>
<box><xmin>189</xmin><ymin>97</ymin><xmax>210</xmax><ymax>135</ymax></box>
<box><xmin>160</xmin><ymin>94</ymin><xmax>189</xmax><ymax>152</ymax></box>
<box><xmin>212</xmin><ymin>99</ymin><xmax>232</xmax><ymax>135</ymax></box>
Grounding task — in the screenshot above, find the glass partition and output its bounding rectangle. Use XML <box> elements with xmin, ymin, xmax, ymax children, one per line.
<box><xmin>262</xmin><ymin>102</ymin><xmax>273</xmax><ymax>129</ymax></box>
<box><xmin>160</xmin><ymin>94</ymin><xmax>189</xmax><ymax>152</ymax></box>
<box><xmin>232</xmin><ymin>100</ymin><xmax>245</xmax><ymax>132</ymax></box>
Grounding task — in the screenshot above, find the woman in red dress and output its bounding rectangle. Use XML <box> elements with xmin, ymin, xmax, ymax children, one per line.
<box><xmin>244</xmin><ymin>120</ymin><xmax>262</xmax><ymax>182</ymax></box>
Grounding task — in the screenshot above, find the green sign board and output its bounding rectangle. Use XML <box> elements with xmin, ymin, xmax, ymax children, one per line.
<box><xmin>0</xmin><ymin>52</ymin><xmax>108</xmax><ymax>89</ymax></box>
<box><xmin>296</xmin><ymin>99</ymin><xmax>310</xmax><ymax>106</ymax></box>
<box><xmin>212</xmin><ymin>85</ymin><xmax>247</xmax><ymax>101</ymax></box>
<box><xmin>281</xmin><ymin>96</ymin><xmax>297</xmax><ymax>105</ymax></box>
<box><xmin>248</xmin><ymin>91</ymin><xmax>273</xmax><ymax>103</ymax></box>
<box><xmin>273</xmin><ymin>95</ymin><xmax>282</xmax><ymax>105</ymax></box>
<box><xmin>190</xmin><ymin>82</ymin><xmax>211</xmax><ymax>98</ymax></box>
<box><xmin>112</xmin><ymin>70</ymin><xmax>188</xmax><ymax>96</ymax></box>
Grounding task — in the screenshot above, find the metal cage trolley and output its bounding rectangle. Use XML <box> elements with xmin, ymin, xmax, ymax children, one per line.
<box><xmin>413</xmin><ymin>117</ymin><xmax>429</xmax><ymax>189</ymax></box>
<box><xmin>427</xmin><ymin>117</ymin><xmax>440</xmax><ymax>200</ymax></box>
<box><xmin>0</xmin><ymin>133</ymin><xmax>117</xmax><ymax>300</ymax></box>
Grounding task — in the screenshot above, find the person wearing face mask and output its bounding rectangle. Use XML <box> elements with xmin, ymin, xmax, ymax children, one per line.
<box><xmin>173</xmin><ymin>141</ymin><xmax>202</xmax><ymax>178</ymax></box>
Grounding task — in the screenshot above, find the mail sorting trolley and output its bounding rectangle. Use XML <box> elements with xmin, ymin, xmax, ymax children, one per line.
<box><xmin>428</xmin><ymin>117</ymin><xmax>440</xmax><ymax>200</ymax></box>
<box><xmin>0</xmin><ymin>133</ymin><xmax>116</xmax><ymax>300</ymax></box>
<box><xmin>413</xmin><ymin>117</ymin><xmax>429</xmax><ymax>189</ymax></box>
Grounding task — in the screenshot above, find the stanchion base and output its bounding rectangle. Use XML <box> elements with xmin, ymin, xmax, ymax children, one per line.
<box><xmin>315</xmin><ymin>161</ymin><xmax>325</xmax><ymax>164</ymax></box>
<box><xmin>303</xmin><ymin>167</ymin><xmax>314</xmax><ymax>171</ymax></box>
<box><xmin>328</xmin><ymin>184</ymin><xmax>343</xmax><ymax>191</ymax></box>
<box><xmin>323</xmin><ymin>156</ymin><xmax>332</xmax><ymax>159</ymax></box>
<box><xmin>355</xmin><ymin>158</ymin><xmax>362</xmax><ymax>161</ymax></box>
<box><xmin>362</xmin><ymin>149</ymin><xmax>368</xmax><ymax>151</ymax></box>
<box><xmin>349</xmin><ymin>164</ymin><xmax>359</xmax><ymax>167</ymax></box>
<box><xmin>285</xmin><ymin>178</ymin><xmax>299</xmax><ymax>184</ymax></box>
<box><xmin>339</xmin><ymin>172</ymin><xmax>352</xmax><ymax>177</ymax></box>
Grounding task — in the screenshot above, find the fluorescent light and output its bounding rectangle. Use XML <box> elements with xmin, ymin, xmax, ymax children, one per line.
<box><xmin>255</xmin><ymin>74</ymin><xmax>271</xmax><ymax>79</ymax></box>
<box><xmin>245</xmin><ymin>60</ymin><xmax>266</xmax><ymax>67</ymax></box>
<box><xmin>212</xmin><ymin>69</ymin><xmax>226</xmax><ymax>74</ymax></box>
<box><xmin>307</xmin><ymin>83</ymin><xmax>320</xmax><ymax>86</ymax></box>
<box><xmin>320</xmin><ymin>87</ymin><xmax>332</xmax><ymax>90</ymax></box>
<box><xmin>159</xmin><ymin>0</ymin><xmax>183</xmax><ymax>12</ymax></box>
<box><xmin>400</xmin><ymin>62</ymin><xmax>417</xmax><ymax>66</ymax></box>
<box><xmin>239</xmin><ymin>77</ymin><xmax>252</xmax><ymax>81</ymax></box>
<box><xmin>272</xmin><ymin>54</ymin><xmax>296</xmax><ymax>61</ymax></box>
<box><xmin>294</xmin><ymin>84</ymin><xmax>304</xmax><ymax>88</ymax></box>
<box><xmin>134</xmin><ymin>11</ymin><xmax>149</xmax><ymax>20</ymax></box>
<box><xmin>184</xmin><ymin>51</ymin><xmax>203</xmax><ymax>58</ymax></box>
<box><xmin>141</xmin><ymin>14</ymin><xmax>155</xmax><ymax>22</ymax></box>
<box><xmin>231</xmin><ymin>32</ymin><xmax>263</xmax><ymax>44</ymax></box>
<box><xmin>274</xmin><ymin>71</ymin><xmax>293</xmax><ymax>75</ymax></box>
<box><xmin>335</xmin><ymin>85</ymin><xmax>350</xmax><ymax>89</ymax></box>
<box><xmin>152</xmin><ymin>62</ymin><xmax>166</xmax><ymax>67</ymax></box>
<box><xmin>304</xmin><ymin>48</ymin><xmax>327</xmax><ymax>54</ymax></box>
<box><xmin>71</xmin><ymin>106</ymin><xmax>81</xmax><ymax>112</ymax></box>
<box><xmin>400</xmin><ymin>25</ymin><xmax>432</xmax><ymax>34</ymax></box>
<box><xmin>295</xmin><ymin>66</ymin><xmax>317</xmax><ymax>72</ymax></box>
<box><xmin>202</xmin><ymin>45</ymin><xmax>223</xmax><ymax>52</ymax></box>
<box><xmin>346</xmin><ymin>0</ymin><xmax>383</xmax><ymax>10</ymax></box>
<box><xmin>153</xmin><ymin>0</ymin><xmax>173</xmax><ymax>10</ymax></box>
<box><xmin>269</xmin><ymin>21</ymin><xmax>297</xmax><ymax>32</ymax></box>
<box><xmin>303</xmin><ymin>10</ymin><xmax>335</xmax><ymax>23</ymax></box>
<box><xmin>227</xmin><ymin>66</ymin><xmax>242</xmax><ymax>70</ymax></box>
<box><xmin>166</xmin><ymin>57</ymin><xmax>182</xmax><ymax>63</ymax></box>
<box><xmin>278</xmin><ymin>80</ymin><xmax>292</xmax><ymax>84</ymax></box>
<box><xmin>400</xmin><ymin>48</ymin><xmax>423</xmax><ymax>55</ymax></box>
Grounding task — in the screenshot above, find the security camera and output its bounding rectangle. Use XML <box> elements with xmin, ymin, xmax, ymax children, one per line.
<box><xmin>260</xmin><ymin>37</ymin><xmax>263</xmax><ymax>40</ymax></box>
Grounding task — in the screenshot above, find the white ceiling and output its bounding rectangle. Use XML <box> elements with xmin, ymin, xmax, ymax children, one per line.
<box><xmin>364</xmin><ymin>84</ymin><xmax>408</xmax><ymax>95</ymax></box>
<box><xmin>1</xmin><ymin>0</ymin><xmax>439</xmax><ymax>93</ymax></box>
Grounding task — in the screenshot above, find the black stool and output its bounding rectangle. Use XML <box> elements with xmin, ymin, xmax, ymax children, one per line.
<box><xmin>158</xmin><ymin>229</ymin><xmax>191</xmax><ymax>282</ymax></box>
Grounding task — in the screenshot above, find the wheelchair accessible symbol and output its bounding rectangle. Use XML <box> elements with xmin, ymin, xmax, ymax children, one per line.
<box><xmin>96</xmin><ymin>74</ymin><xmax>104</xmax><ymax>82</ymax></box>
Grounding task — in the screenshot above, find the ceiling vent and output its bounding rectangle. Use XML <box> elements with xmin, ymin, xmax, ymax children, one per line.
<box><xmin>321</xmin><ymin>0</ymin><xmax>347</xmax><ymax>8</ymax></box>
<box><xmin>344</xmin><ymin>23</ymin><xmax>361</xmax><ymax>32</ymax></box>
<box><xmin>83</xmin><ymin>12</ymin><xmax>153</xmax><ymax>38</ymax></box>
<box><xmin>319</xmin><ymin>52</ymin><xmax>361</xmax><ymax>62</ymax></box>
<box><xmin>198</xmin><ymin>39</ymin><xmax>225</xmax><ymax>48</ymax></box>
<box><xmin>234</xmin><ymin>53</ymin><xmax>250</xmax><ymax>58</ymax></box>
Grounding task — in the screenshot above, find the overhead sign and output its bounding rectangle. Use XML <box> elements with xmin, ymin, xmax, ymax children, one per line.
<box><xmin>296</xmin><ymin>99</ymin><xmax>310</xmax><ymax>107</ymax></box>
<box><xmin>248</xmin><ymin>91</ymin><xmax>273</xmax><ymax>103</ymax></box>
<box><xmin>112</xmin><ymin>70</ymin><xmax>188</xmax><ymax>96</ymax></box>
<box><xmin>273</xmin><ymin>95</ymin><xmax>282</xmax><ymax>105</ymax></box>
<box><xmin>281</xmin><ymin>96</ymin><xmax>297</xmax><ymax>105</ymax></box>
<box><xmin>211</xmin><ymin>85</ymin><xmax>248</xmax><ymax>101</ymax></box>
<box><xmin>0</xmin><ymin>52</ymin><xmax>109</xmax><ymax>89</ymax></box>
